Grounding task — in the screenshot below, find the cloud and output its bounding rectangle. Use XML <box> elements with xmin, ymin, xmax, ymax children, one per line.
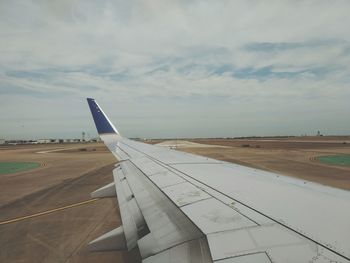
<box><xmin>1</xmin><ymin>0</ymin><xmax>350</xmax><ymax>138</ymax></box>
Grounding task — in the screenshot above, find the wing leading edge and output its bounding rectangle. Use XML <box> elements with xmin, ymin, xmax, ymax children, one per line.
<box><xmin>86</xmin><ymin>98</ymin><xmax>350</xmax><ymax>263</ymax></box>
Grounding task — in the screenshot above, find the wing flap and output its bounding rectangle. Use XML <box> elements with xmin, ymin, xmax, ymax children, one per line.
<box><xmin>119</xmin><ymin>160</ymin><xmax>204</xmax><ymax>254</ymax></box>
<box><xmin>142</xmin><ymin>237</ymin><xmax>212</xmax><ymax>263</ymax></box>
<box><xmin>113</xmin><ymin>165</ymin><xmax>147</xmax><ymax>250</ymax></box>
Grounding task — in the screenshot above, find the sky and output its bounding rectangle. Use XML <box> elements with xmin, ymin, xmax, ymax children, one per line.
<box><xmin>1</xmin><ymin>0</ymin><xmax>350</xmax><ymax>139</ymax></box>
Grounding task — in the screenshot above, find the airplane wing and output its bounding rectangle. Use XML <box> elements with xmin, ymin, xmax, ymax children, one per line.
<box><xmin>86</xmin><ymin>98</ymin><xmax>350</xmax><ymax>263</ymax></box>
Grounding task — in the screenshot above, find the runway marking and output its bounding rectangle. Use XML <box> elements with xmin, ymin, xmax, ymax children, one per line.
<box><xmin>0</xmin><ymin>198</ymin><xmax>100</xmax><ymax>226</ymax></box>
<box><xmin>36</xmin><ymin>147</ymin><xmax>79</xmax><ymax>154</ymax></box>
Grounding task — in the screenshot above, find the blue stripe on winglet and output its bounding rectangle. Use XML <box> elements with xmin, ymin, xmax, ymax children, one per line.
<box><xmin>87</xmin><ymin>98</ymin><xmax>117</xmax><ymax>134</ymax></box>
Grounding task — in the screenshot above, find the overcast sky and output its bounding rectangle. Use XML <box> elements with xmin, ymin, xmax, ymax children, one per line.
<box><xmin>1</xmin><ymin>0</ymin><xmax>350</xmax><ymax>139</ymax></box>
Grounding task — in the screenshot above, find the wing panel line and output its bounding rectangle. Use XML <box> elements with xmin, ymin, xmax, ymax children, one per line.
<box><xmin>120</xmin><ymin>141</ymin><xmax>260</xmax><ymax>226</ymax></box>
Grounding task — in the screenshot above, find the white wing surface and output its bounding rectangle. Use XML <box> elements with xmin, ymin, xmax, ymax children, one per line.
<box><xmin>86</xmin><ymin>98</ymin><xmax>350</xmax><ymax>263</ymax></box>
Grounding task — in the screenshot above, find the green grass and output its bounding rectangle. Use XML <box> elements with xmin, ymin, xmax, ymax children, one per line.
<box><xmin>0</xmin><ymin>162</ymin><xmax>40</xmax><ymax>175</ymax></box>
<box><xmin>316</xmin><ymin>155</ymin><xmax>350</xmax><ymax>167</ymax></box>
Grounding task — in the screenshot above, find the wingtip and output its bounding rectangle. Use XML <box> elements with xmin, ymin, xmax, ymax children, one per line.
<box><xmin>87</xmin><ymin>99</ymin><xmax>119</xmax><ymax>135</ymax></box>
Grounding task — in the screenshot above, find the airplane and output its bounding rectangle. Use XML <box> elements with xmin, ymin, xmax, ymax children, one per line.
<box><xmin>86</xmin><ymin>98</ymin><xmax>350</xmax><ymax>263</ymax></box>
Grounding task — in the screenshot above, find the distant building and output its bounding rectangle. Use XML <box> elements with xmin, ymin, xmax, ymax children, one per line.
<box><xmin>89</xmin><ymin>137</ymin><xmax>101</xmax><ymax>142</ymax></box>
<box><xmin>5</xmin><ymin>139</ymin><xmax>34</xmax><ymax>144</ymax></box>
<box><xmin>0</xmin><ymin>139</ymin><xmax>5</xmax><ymax>145</ymax></box>
<box><xmin>38</xmin><ymin>139</ymin><xmax>53</xmax><ymax>144</ymax></box>
<box><xmin>15</xmin><ymin>138</ymin><xmax>87</xmax><ymax>144</ymax></box>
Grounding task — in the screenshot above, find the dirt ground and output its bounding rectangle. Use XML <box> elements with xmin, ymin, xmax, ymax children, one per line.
<box><xmin>0</xmin><ymin>143</ymin><xmax>140</xmax><ymax>263</ymax></box>
<box><xmin>0</xmin><ymin>137</ymin><xmax>349</xmax><ymax>263</ymax></box>
<box><xmin>184</xmin><ymin>137</ymin><xmax>350</xmax><ymax>190</ymax></box>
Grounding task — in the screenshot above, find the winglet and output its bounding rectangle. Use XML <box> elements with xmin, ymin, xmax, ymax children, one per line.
<box><xmin>87</xmin><ymin>98</ymin><xmax>119</xmax><ymax>135</ymax></box>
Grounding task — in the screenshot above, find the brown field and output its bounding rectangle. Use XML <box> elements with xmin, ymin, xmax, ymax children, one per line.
<box><xmin>0</xmin><ymin>143</ymin><xmax>140</xmax><ymax>263</ymax></box>
<box><xmin>185</xmin><ymin>137</ymin><xmax>350</xmax><ymax>190</ymax></box>
<box><xmin>0</xmin><ymin>137</ymin><xmax>350</xmax><ymax>262</ymax></box>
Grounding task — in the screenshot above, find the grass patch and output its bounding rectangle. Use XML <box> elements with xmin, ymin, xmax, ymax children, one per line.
<box><xmin>316</xmin><ymin>155</ymin><xmax>350</xmax><ymax>167</ymax></box>
<box><xmin>0</xmin><ymin>162</ymin><xmax>40</xmax><ymax>175</ymax></box>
